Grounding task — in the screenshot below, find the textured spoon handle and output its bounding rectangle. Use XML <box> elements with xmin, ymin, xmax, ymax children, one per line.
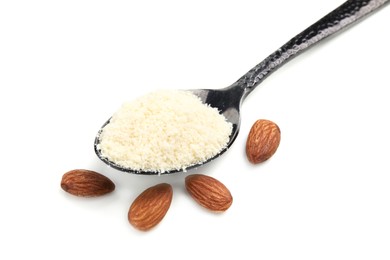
<box><xmin>236</xmin><ymin>0</ymin><xmax>389</xmax><ymax>93</ymax></box>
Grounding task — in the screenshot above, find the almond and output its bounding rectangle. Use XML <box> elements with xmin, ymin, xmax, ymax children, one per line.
<box><xmin>128</xmin><ymin>183</ymin><xmax>173</xmax><ymax>231</ymax></box>
<box><xmin>185</xmin><ymin>174</ymin><xmax>232</xmax><ymax>212</ymax></box>
<box><xmin>246</xmin><ymin>119</ymin><xmax>281</xmax><ymax>164</ymax></box>
<box><xmin>61</xmin><ymin>169</ymin><xmax>115</xmax><ymax>197</ymax></box>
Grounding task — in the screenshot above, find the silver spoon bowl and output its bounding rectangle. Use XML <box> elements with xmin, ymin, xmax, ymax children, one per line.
<box><xmin>95</xmin><ymin>0</ymin><xmax>388</xmax><ymax>175</ymax></box>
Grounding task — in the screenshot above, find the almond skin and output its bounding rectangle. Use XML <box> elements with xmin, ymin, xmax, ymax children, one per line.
<box><xmin>246</xmin><ymin>119</ymin><xmax>281</xmax><ymax>164</ymax></box>
<box><xmin>128</xmin><ymin>183</ymin><xmax>173</xmax><ymax>231</ymax></box>
<box><xmin>185</xmin><ymin>174</ymin><xmax>232</xmax><ymax>212</ymax></box>
<box><xmin>61</xmin><ymin>169</ymin><xmax>115</xmax><ymax>197</ymax></box>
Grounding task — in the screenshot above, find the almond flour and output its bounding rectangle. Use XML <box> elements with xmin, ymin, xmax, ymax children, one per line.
<box><xmin>98</xmin><ymin>90</ymin><xmax>232</xmax><ymax>173</ymax></box>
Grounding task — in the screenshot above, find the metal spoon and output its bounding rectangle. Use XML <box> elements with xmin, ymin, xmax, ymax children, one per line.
<box><xmin>95</xmin><ymin>0</ymin><xmax>388</xmax><ymax>175</ymax></box>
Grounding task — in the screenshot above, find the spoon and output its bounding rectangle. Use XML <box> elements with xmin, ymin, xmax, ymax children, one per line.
<box><xmin>95</xmin><ymin>0</ymin><xmax>388</xmax><ymax>175</ymax></box>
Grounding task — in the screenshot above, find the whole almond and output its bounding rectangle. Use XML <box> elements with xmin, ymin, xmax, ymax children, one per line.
<box><xmin>185</xmin><ymin>174</ymin><xmax>232</xmax><ymax>212</ymax></box>
<box><xmin>128</xmin><ymin>183</ymin><xmax>173</xmax><ymax>231</ymax></box>
<box><xmin>61</xmin><ymin>169</ymin><xmax>115</xmax><ymax>197</ymax></box>
<box><xmin>246</xmin><ymin>119</ymin><xmax>281</xmax><ymax>164</ymax></box>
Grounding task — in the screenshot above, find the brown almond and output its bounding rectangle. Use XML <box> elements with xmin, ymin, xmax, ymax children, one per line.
<box><xmin>60</xmin><ymin>169</ymin><xmax>115</xmax><ymax>197</ymax></box>
<box><xmin>246</xmin><ymin>119</ymin><xmax>281</xmax><ymax>164</ymax></box>
<box><xmin>185</xmin><ymin>174</ymin><xmax>232</xmax><ymax>212</ymax></box>
<box><xmin>128</xmin><ymin>183</ymin><xmax>173</xmax><ymax>231</ymax></box>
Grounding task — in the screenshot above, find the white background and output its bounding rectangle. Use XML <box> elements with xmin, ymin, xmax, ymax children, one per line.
<box><xmin>1</xmin><ymin>0</ymin><xmax>389</xmax><ymax>259</ymax></box>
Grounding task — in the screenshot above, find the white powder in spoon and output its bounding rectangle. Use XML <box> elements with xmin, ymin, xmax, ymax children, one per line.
<box><xmin>98</xmin><ymin>90</ymin><xmax>232</xmax><ymax>173</ymax></box>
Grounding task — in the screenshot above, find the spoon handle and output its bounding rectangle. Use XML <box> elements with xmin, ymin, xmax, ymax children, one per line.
<box><xmin>235</xmin><ymin>0</ymin><xmax>389</xmax><ymax>95</ymax></box>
